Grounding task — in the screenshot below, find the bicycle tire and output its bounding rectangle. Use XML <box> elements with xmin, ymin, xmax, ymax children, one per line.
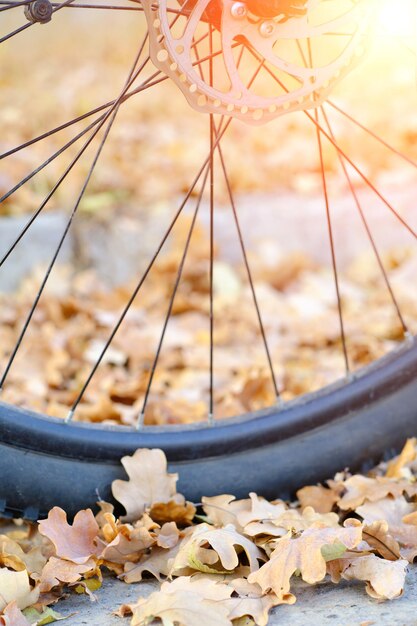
<box><xmin>1</xmin><ymin>337</ymin><xmax>416</xmax><ymax>520</ymax></box>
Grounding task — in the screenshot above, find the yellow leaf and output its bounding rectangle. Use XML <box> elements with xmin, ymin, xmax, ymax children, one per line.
<box><xmin>386</xmin><ymin>439</ymin><xmax>417</xmax><ymax>479</ymax></box>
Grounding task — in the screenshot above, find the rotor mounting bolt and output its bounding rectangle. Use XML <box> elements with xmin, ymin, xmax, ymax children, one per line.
<box><xmin>230</xmin><ymin>2</ymin><xmax>247</xmax><ymax>19</ymax></box>
<box><xmin>24</xmin><ymin>0</ymin><xmax>53</xmax><ymax>24</ymax></box>
<box><xmin>259</xmin><ymin>20</ymin><xmax>276</xmax><ymax>37</ymax></box>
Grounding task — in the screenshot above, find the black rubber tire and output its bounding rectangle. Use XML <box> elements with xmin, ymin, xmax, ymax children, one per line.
<box><xmin>1</xmin><ymin>338</ymin><xmax>417</xmax><ymax>520</ymax></box>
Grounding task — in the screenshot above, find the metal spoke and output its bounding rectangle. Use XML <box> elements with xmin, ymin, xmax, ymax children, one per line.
<box><xmin>0</xmin><ymin>51</ymin><xmax>151</xmax><ymax>204</ymax></box>
<box><xmin>208</xmin><ymin>23</ymin><xmax>215</xmax><ymax>424</ymax></box>
<box><xmin>308</xmin><ymin>39</ymin><xmax>349</xmax><ymax>375</ymax></box>
<box><xmin>66</xmin><ymin>117</ymin><xmax>234</xmax><ymax>423</ymax></box>
<box><xmin>1</xmin><ymin>39</ymin><xmax>231</xmax><ymax>161</ymax></box>
<box><xmin>137</xmin><ymin>164</ymin><xmax>211</xmax><ymax>429</ymax></box>
<box><xmin>0</xmin><ymin>0</ymin><xmax>31</xmax><ymax>13</ymax></box>
<box><xmin>304</xmin><ymin>112</ymin><xmax>417</xmax><ymax>241</ymax></box>
<box><xmin>216</xmin><ymin>136</ymin><xmax>281</xmax><ymax>402</ymax></box>
<box><xmin>314</xmin><ymin>106</ymin><xmax>350</xmax><ymax>375</ymax></box>
<box><xmin>0</xmin><ymin>71</ymin><xmax>163</xmax><ymax>160</ymax></box>
<box><xmin>0</xmin><ymin>113</ymin><xmax>107</xmax><ymax>205</ymax></box>
<box><xmin>0</xmin><ymin>39</ymin><xmax>151</xmax><ymax>265</ymax></box>
<box><xmin>321</xmin><ymin>104</ymin><xmax>409</xmax><ymax>337</ymax></box>
<box><xmin>327</xmin><ymin>100</ymin><xmax>417</xmax><ymax>170</ymax></box>
<box><xmin>244</xmin><ymin>42</ymin><xmax>417</xmax><ymax>241</ymax></box>
<box><xmin>0</xmin><ymin>0</ymin><xmax>77</xmax><ymax>45</ymax></box>
<box><xmin>0</xmin><ymin>44</ymin><xmax>145</xmax><ymax>390</ymax></box>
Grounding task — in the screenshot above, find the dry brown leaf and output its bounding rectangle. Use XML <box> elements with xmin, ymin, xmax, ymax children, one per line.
<box><xmin>225</xmin><ymin>578</ymin><xmax>295</xmax><ymax>626</ymax></box>
<box><xmin>171</xmin><ymin>523</ymin><xmax>263</xmax><ymax>574</ymax></box>
<box><xmin>236</xmin><ymin>493</ymin><xmax>287</xmax><ymax>528</ymax></box>
<box><xmin>357</xmin><ymin>497</ymin><xmax>417</xmax><ymax>562</ymax></box>
<box><xmin>0</xmin><ymin>601</ymin><xmax>31</xmax><ymax>626</ymax></box>
<box><xmin>0</xmin><ymin>568</ymin><xmax>39</xmax><ymax>612</ymax></box>
<box><xmin>296</xmin><ymin>485</ymin><xmax>339</xmax><ymax>514</ymax></box>
<box><xmin>100</xmin><ymin>525</ymin><xmax>155</xmax><ymax>565</ymax></box>
<box><xmin>38</xmin><ymin>507</ymin><xmax>99</xmax><ymax>565</ymax></box>
<box><xmin>112</xmin><ymin>449</ymin><xmax>180</xmax><ymax>523</ymax></box>
<box><xmin>202</xmin><ymin>495</ymin><xmax>251</xmax><ymax>531</ymax></box>
<box><xmin>39</xmin><ymin>556</ymin><xmax>96</xmax><ymax>592</ymax></box>
<box><xmin>248</xmin><ymin>521</ymin><xmax>362</xmax><ymax>600</ymax></box>
<box><xmin>337</xmin><ymin>476</ymin><xmax>417</xmax><ymax>510</ymax></box>
<box><xmin>160</xmin><ymin>575</ymin><xmax>233</xmax><ymax>600</ymax></box>
<box><xmin>386</xmin><ymin>439</ymin><xmax>417</xmax><ymax>479</ymax></box>
<box><xmin>243</xmin><ymin>505</ymin><xmax>339</xmax><ymax>538</ymax></box>
<box><xmin>341</xmin><ymin>554</ymin><xmax>408</xmax><ymax>600</ymax></box>
<box><xmin>130</xmin><ymin>589</ymin><xmax>232</xmax><ymax>626</ymax></box>
<box><xmin>156</xmin><ymin>523</ymin><xmax>181</xmax><ymax>549</ymax></box>
<box><xmin>0</xmin><ymin>536</ymin><xmax>46</xmax><ymax>575</ymax></box>
<box><xmin>157</xmin><ymin>575</ymin><xmax>289</xmax><ymax>626</ymax></box>
<box><xmin>149</xmin><ymin>500</ymin><xmax>196</xmax><ymax>526</ymax></box>
<box><xmin>362</xmin><ymin>521</ymin><xmax>401</xmax><ymax>561</ymax></box>
<box><xmin>122</xmin><ymin>543</ymin><xmax>183</xmax><ymax>583</ymax></box>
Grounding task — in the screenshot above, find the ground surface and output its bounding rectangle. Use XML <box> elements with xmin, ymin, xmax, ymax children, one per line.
<box><xmin>60</xmin><ymin>568</ymin><xmax>417</xmax><ymax>626</ymax></box>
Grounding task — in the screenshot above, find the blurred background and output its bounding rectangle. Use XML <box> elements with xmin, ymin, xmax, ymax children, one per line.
<box><xmin>1</xmin><ymin>1</ymin><xmax>417</xmax><ymax>425</ymax></box>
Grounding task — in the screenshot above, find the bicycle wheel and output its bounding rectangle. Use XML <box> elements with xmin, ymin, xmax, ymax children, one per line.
<box><xmin>1</xmin><ymin>0</ymin><xmax>417</xmax><ymax>520</ymax></box>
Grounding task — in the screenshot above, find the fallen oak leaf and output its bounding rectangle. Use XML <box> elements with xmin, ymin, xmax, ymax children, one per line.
<box><xmin>112</xmin><ymin>449</ymin><xmax>182</xmax><ymax>523</ymax></box>
<box><xmin>0</xmin><ymin>568</ymin><xmax>39</xmax><ymax>612</ymax></box>
<box><xmin>202</xmin><ymin>495</ymin><xmax>251</xmax><ymax>531</ymax></box>
<box><xmin>122</xmin><ymin>543</ymin><xmax>183</xmax><ymax>583</ymax></box>
<box><xmin>296</xmin><ymin>484</ymin><xmax>339</xmax><ymax>514</ymax></box>
<box><xmin>171</xmin><ymin>523</ymin><xmax>263</xmax><ymax>575</ymax></box>
<box><xmin>362</xmin><ymin>521</ymin><xmax>401</xmax><ymax>561</ymax></box>
<box><xmin>160</xmin><ymin>575</ymin><xmax>291</xmax><ymax>626</ymax></box>
<box><xmin>341</xmin><ymin>554</ymin><xmax>408</xmax><ymax>600</ymax></box>
<box><xmin>236</xmin><ymin>493</ymin><xmax>287</xmax><ymax>529</ymax></box>
<box><xmin>38</xmin><ymin>508</ymin><xmax>99</xmax><ymax>565</ymax></box>
<box><xmin>357</xmin><ymin>497</ymin><xmax>417</xmax><ymax>562</ymax></box>
<box><xmin>386</xmin><ymin>438</ymin><xmax>417</xmax><ymax>479</ymax></box>
<box><xmin>99</xmin><ymin>525</ymin><xmax>155</xmax><ymax>565</ymax></box>
<box><xmin>248</xmin><ymin>521</ymin><xmax>362</xmax><ymax>600</ymax></box>
<box><xmin>160</xmin><ymin>575</ymin><xmax>233</xmax><ymax>600</ymax></box>
<box><xmin>243</xmin><ymin>505</ymin><xmax>339</xmax><ymax>538</ymax></box>
<box><xmin>72</xmin><ymin>577</ymin><xmax>102</xmax><ymax>597</ymax></box>
<box><xmin>149</xmin><ymin>500</ymin><xmax>196</xmax><ymax>526</ymax></box>
<box><xmin>0</xmin><ymin>535</ymin><xmax>46</xmax><ymax>575</ymax></box>
<box><xmin>0</xmin><ymin>601</ymin><xmax>31</xmax><ymax>626</ymax></box>
<box><xmin>130</xmin><ymin>589</ymin><xmax>232</xmax><ymax>626</ymax></box>
<box><xmin>225</xmin><ymin>578</ymin><xmax>295</xmax><ymax>626</ymax></box>
<box><xmin>39</xmin><ymin>556</ymin><xmax>97</xmax><ymax>593</ymax></box>
<box><xmin>337</xmin><ymin>476</ymin><xmax>417</xmax><ymax>510</ymax></box>
<box><xmin>156</xmin><ymin>522</ymin><xmax>181</xmax><ymax>550</ymax></box>
<box><xmin>23</xmin><ymin>606</ymin><xmax>69</xmax><ymax>625</ymax></box>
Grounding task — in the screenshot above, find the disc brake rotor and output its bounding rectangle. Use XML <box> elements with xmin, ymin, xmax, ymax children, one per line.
<box><xmin>144</xmin><ymin>0</ymin><xmax>374</xmax><ymax>124</ymax></box>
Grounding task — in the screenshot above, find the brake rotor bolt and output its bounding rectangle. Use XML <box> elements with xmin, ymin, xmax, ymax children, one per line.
<box><xmin>230</xmin><ymin>2</ymin><xmax>247</xmax><ymax>19</ymax></box>
<box><xmin>259</xmin><ymin>20</ymin><xmax>276</xmax><ymax>37</ymax></box>
<box><xmin>24</xmin><ymin>0</ymin><xmax>53</xmax><ymax>23</ymax></box>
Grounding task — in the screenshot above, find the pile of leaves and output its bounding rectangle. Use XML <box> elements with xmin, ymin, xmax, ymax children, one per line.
<box><xmin>2</xmin><ymin>439</ymin><xmax>417</xmax><ymax>625</ymax></box>
<box><xmin>2</xmin><ymin>230</ymin><xmax>417</xmax><ymax>425</ymax></box>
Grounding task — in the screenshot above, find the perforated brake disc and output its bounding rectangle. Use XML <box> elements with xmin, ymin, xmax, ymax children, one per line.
<box><xmin>144</xmin><ymin>0</ymin><xmax>375</xmax><ymax>124</ymax></box>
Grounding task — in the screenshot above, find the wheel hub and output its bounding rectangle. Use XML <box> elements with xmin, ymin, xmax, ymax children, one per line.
<box><xmin>144</xmin><ymin>0</ymin><xmax>374</xmax><ymax>124</ymax></box>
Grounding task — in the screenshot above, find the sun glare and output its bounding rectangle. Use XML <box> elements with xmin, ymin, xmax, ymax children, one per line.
<box><xmin>377</xmin><ymin>0</ymin><xmax>417</xmax><ymax>38</ymax></box>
